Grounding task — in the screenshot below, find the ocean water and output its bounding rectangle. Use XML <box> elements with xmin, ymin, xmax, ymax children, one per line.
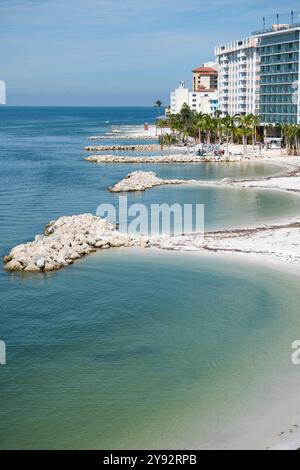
<box><xmin>1</xmin><ymin>107</ymin><xmax>300</xmax><ymax>449</ymax></box>
<box><xmin>0</xmin><ymin>107</ymin><xmax>298</xmax><ymax>246</ymax></box>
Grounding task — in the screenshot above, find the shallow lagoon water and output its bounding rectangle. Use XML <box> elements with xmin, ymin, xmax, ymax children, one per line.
<box><xmin>1</xmin><ymin>107</ymin><xmax>300</xmax><ymax>449</ymax></box>
<box><xmin>1</xmin><ymin>250</ymin><xmax>300</xmax><ymax>449</ymax></box>
<box><xmin>112</xmin><ymin>184</ymin><xmax>300</xmax><ymax>233</ymax></box>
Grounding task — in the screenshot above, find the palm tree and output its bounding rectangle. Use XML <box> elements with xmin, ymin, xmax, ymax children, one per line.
<box><xmin>174</xmin><ymin>104</ymin><xmax>195</xmax><ymax>144</ymax></box>
<box><xmin>161</xmin><ymin>133</ymin><xmax>178</xmax><ymax>157</ymax></box>
<box><xmin>154</xmin><ymin>100</ymin><xmax>163</xmax><ymax>117</ymax></box>
<box><xmin>215</xmin><ymin>115</ymin><xmax>224</xmax><ymax>145</ymax></box>
<box><xmin>156</xmin><ymin>119</ymin><xmax>166</xmax><ymax>136</ymax></box>
<box><xmin>221</xmin><ymin>116</ymin><xmax>235</xmax><ymax>155</ymax></box>
<box><xmin>247</xmin><ymin>114</ymin><xmax>260</xmax><ymax>149</ymax></box>
<box><xmin>196</xmin><ymin>113</ymin><xmax>208</xmax><ymax>144</ymax></box>
<box><xmin>282</xmin><ymin>124</ymin><xmax>300</xmax><ymax>155</ymax></box>
<box><xmin>204</xmin><ymin>115</ymin><xmax>216</xmax><ymax>145</ymax></box>
<box><xmin>168</xmin><ymin>114</ymin><xmax>182</xmax><ymax>140</ymax></box>
<box><xmin>236</xmin><ymin>115</ymin><xmax>255</xmax><ymax>155</ymax></box>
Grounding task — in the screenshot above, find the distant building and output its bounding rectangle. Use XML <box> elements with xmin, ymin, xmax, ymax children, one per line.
<box><xmin>170</xmin><ymin>81</ymin><xmax>218</xmax><ymax>115</ymax></box>
<box><xmin>189</xmin><ymin>89</ymin><xmax>218</xmax><ymax>114</ymax></box>
<box><xmin>170</xmin><ymin>81</ymin><xmax>189</xmax><ymax>114</ymax></box>
<box><xmin>0</xmin><ymin>80</ymin><xmax>6</xmax><ymax>105</ymax></box>
<box><xmin>215</xmin><ymin>37</ymin><xmax>259</xmax><ymax>116</ymax></box>
<box><xmin>192</xmin><ymin>64</ymin><xmax>218</xmax><ymax>92</ymax></box>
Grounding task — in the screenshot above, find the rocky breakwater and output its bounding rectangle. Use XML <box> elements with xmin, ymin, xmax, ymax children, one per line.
<box><xmin>109</xmin><ymin>171</ymin><xmax>194</xmax><ymax>192</ymax></box>
<box><xmin>86</xmin><ymin>154</ymin><xmax>203</xmax><ymax>164</ymax></box>
<box><xmin>85</xmin><ymin>154</ymin><xmax>246</xmax><ymax>164</ymax></box>
<box><xmin>3</xmin><ymin>214</ymin><xmax>147</xmax><ymax>273</ymax></box>
<box><xmin>84</xmin><ymin>144</ymin><xmax>160</xmax><ymax>152</ymax></box>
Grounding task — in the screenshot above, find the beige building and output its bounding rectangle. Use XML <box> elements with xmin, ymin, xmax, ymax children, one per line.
<box><xmin>192</xmin><ymin>64</ymin><xmax>218</xmax><ymax>92</ymax></box>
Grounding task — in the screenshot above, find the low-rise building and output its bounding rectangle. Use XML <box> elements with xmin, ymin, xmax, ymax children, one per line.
<box><xmin>170</xmin><ymin>81</ymin><xmax>218</xmax><ymax>115</ymax></box>
<box><xmin>189</xmin><ymin>89</ymin><xmax>218</xmax><ymax>114</ymax></box>
<box><xmin>170</xmin><ymin>81</ymin><xmax>189</xmax><ymax>114</ymax></box>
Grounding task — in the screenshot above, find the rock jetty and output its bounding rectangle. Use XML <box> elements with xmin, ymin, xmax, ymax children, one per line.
<box><xmin>84</xmin><ymin>144</ymin><xmax>161</xmax><ymax>152</ymax></box>
<box><xmin>3</xmin><ymin>214</ymin><xmax>148</xmax><ymax>273</ymax></box>
<box><xmin>109</xmin><ymin>171</ymin><xmax>193</xmax><ymax>192</ymax></box>
<box><xmin>85</xmin><ymin>154</ymin><xmax>246</xmax><ymax>164</ymax></box>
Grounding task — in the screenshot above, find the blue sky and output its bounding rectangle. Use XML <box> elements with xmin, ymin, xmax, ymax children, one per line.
<box><xmin>1</xmin><ymin>0</ymin><xmax>300</xmax><ymax>106</ymax></box>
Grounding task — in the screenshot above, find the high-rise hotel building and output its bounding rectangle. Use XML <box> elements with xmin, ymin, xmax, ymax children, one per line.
<box><xmin>254</xmin><ymin>24</ymin><xmax>300</xmax><ymax>124</ymax></box>
<box><xmin>215</xmin><ymin>37</ymin><xmax>259</xmax><ymax>116</ymax></box>
<box><xmin>215</xmin><ymin>22</ymin><xmax>300</xmax><ymax>125</ymax></box>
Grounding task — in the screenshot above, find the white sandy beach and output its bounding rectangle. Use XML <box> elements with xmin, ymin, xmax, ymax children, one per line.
<box><xmin>101</xmin><ymin>128</ymin><xmax>300</xmax><ymax>450</ymax></box>
<box><xmin>98</xmin><ymin>129</ymin><xmax>300</xmax><ymax>270</ymax></box>
<box><xmin>88</xmin><ymin>124</ymin><xmax>160</xmax><ymax>141</ymax></box>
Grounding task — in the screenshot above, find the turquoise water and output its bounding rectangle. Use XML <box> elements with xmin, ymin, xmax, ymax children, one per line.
<box><xmin>1</xmin><ymin>250</ymin><xmax>300</xmax><ymax>449</ymax></box>
<box><xmin>1</xmin><ymin>107</ymin><xmax>300</xmax><ymax>449</ymax></box>
<box><xmin>0</xmin><ymin>107</ymin><xmax>295</xmax><ymax>250</ymax></box>
<box><xmin>113</xmin><ymin>185</ymin><xmax>300</xmax><ymax>233</ymax></box>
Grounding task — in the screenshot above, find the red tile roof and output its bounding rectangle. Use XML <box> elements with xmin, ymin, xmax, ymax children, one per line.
<box><xmin>192</xmin><ymin>67</ymin><xmax>218</xmax><ymax>75</ymax></box>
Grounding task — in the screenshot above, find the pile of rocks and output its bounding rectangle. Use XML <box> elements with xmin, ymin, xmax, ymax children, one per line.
<box><xmin>109</xmin><ymin>171</ymin><xmax>192</xmax><ymax>192</ymax></box>
<box><xmin>84</xmin><ymin>144</ymin><xmax>161</xmax><ymax>152</ymax></box>
<box><xmin>85</xmin><ymin>154</ymin><xmax>246</xmax><ymax>164</ymax></box>
<box><xmin>86</xmin><ymin>154</ymin><xmax>201</xmax><ymax>164</ymax></box>
<box><xmin>3</xmin><ymin>214</ymin><xmax>148</xmax><ymax>272</ymax></box>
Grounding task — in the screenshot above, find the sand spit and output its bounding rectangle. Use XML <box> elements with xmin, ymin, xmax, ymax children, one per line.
<box><xmin>87</xmin><ymin>135</ymin><xmax>158</xmax><ymax>141</ymax></box>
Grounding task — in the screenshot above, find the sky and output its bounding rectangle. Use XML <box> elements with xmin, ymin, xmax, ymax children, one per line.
<box><xmin>1</xmin><ymin>0</ymin><xmax>300</xmax><ymax>106</ymax></box>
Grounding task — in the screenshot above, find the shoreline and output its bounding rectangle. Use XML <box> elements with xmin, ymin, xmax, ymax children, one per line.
<box><xmin>4</xmin><ymin>116</ymin><xmax>300</xmax><ymax>450</ymax></box>
<box><xmin>4</xmin><ymin>152</ymin><xmax>300</xmax><ymax>272</ymax></box>
<box><xmin>105</xmin><ymin>153</ymin><xmax>300</xmax><ymax>269</ymax></box>
<box><xmin>39</xmin><ymin>124</ymin><xmax>300</xmax><ymax>450</ymax></box>
<box><xmin>98</xmin><ymin>245</ymin><xmax>300</xmax><ymax>451</ymax></box>
<box><xmin>93</xmin><ymin>134</ymin><xmax>300</xmax><ymax>450</ymax></box>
